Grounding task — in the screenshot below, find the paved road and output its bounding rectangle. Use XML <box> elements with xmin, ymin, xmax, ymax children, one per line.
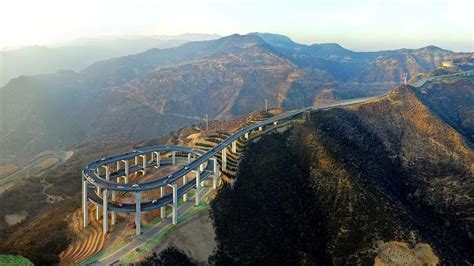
<box><xmin>0</xmin><ymin>151</ymin><xmax>71</xmax><ymax>186</ymax></box>
<box><xmin>410</xmin><ymin>70</ymin><xmax>474</xmax><ymax>87</ymax></box>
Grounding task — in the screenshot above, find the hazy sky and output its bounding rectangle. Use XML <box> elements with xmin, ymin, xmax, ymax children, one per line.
<box><xmin>0</xmin><ymin>0</ymin><xmax>472</xmax><ymax>51</ymax></box>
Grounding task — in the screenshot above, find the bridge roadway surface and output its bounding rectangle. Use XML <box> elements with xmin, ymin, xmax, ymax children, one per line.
<box><xmin>84</xmin><ymin>69</ymin><xmax>474</xmax><ymax>213</ymax></box>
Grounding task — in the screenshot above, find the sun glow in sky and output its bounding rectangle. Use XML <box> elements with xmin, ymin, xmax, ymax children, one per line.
<box><xmin>0</xmin><ymin>0</ymin><xmax>472</xmax><ymax>51</ymax></box>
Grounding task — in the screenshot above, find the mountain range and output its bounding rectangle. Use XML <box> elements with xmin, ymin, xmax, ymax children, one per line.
<box><xmin>0</xmin><ymin>33</ymin><xmax>471</xmax><ymax>162</ymax></box>
<box><xmin>0</xmin><ymin>33</ymin><xmax>220</xmax><ymax>86</ymax></box>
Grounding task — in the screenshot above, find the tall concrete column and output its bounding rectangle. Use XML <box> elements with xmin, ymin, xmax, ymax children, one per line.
<box><xmin>105</xmin><ymin>165</ymin><xmax>110</xmax><ymax>181</ymax></box>
<box><xmin>141</xmin><ymin>155</ymin><xmax>147</xmax><ymax>174</ymax></box>
<box><xmin>96</xmin><ymin>186</ymin><xmax>101</xmax><ymax>220</ymax></box>
<box><xmin>199</xmin><ymin>163</ymin><xmax>204</xmax><ymax>173</ymax></box>
<box><xmin>111</xmin><ymin>191</ymin><xmax>116</xmax><ymax>225</ymax></box>
<box><xmin>212</xmin><ymin>158</ymin><xmax>219</xmax><ymax>190</ymax></box>
<box><xmin>82</xmin><ymin>176</ymin><xmax>89</xmax><ymax>227</ymax></box>
<box><xmin>170</xmin><ymin>183</ymin><xmax>178</xmax><ymax>225</ymax></box>
<box><xmin>222</xmin><ymin>149</ymin><xmax>227</xmax><ymax>171</ymax></box>
<box><xmin>116</xmin><ymin>161</ymin><xmax>120</xmax><ymax>173</ymax></box>
<box><xmin>232</xmin><ymin>141</ymin><xmax>237</xmax><ymax>153</ymax></box>
<box><xmin>259</xmin><ymin>126</ymin><xmax>263</xmax><ymax>131</ymax></box>
<box><xmin>135</xmin><ymin>156</ymin><xmax>139</xmax><ymax>166</ymax></box>
<box><xmin>160</xmin><ymin>187</ymin><xmax>166</xmax><ymax>219</ymax></box>
<box><xmin>245</xmin><ymin>132</ymin><xmax>249</xmax><ymax>139</ymax></box>
<box><xmin>182</xmin><ymin>175</ymin><xmax>187</xmax><ymax>201</ymax></box>
<box><xmin>195</xmin><ymin>170</ymin><xmax>201</xmax><ymax>206</ymax></box>
<box><xmin>273</xmin><ymin>121</ymin><xmax>278</xmax><ymax>126</ymax></box>
<box><xmin>135</xmin><ymin>192</ymin><xmax>141</xmax><ymax>236</ymax></box>
<box><xmin>156</xmin><ymin>152</ymin><xmax>161</xmax><ymax>168</ymax></box>
<box><xmin>187</xmin><ymin>153</ymin><xmax>191</xmax><ymax>164</ymax></box>
<box><xmin>124</xmin><ymin>160</ymin><xmax>129</xmax><ymax>183</ymax></box>
<box><xmin>172</xmin><ymin>151</ymin><xmax>176</xmax><ymax>165</ymax></box>
<box><xmin>103</xmin><ymin>189</ymin><xmax>109</xmax><ymax>234</ymax></box>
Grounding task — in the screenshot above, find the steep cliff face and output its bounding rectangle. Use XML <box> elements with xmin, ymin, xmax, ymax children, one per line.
<box><xmin>211</xmin><ymin>77</ymin><xmax>474</xmax><ymax>264</ymax></box>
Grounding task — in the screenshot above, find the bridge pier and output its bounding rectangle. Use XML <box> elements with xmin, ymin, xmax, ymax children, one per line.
<box><xmin>259</xmin><ymin>126</ymin><xmax>263</xmax><ymax>131</ymax></box>
<box><xmin>187</xmin><ymin>153</ymin><xmax>191</xmax><ymax>164</ymax></box>
<box><xmin>111</xmin><ymin>191</ymin><xmax>116</xmax><ymax>225</ymax></box>
<box><xmin>211</xmin><ymin>157</ymin><xmax>219</xmax><ymax>190</ymax></box>
<box><xmin>245</xmin><ymin>132</ymin><xmax>249</xmax><ymax>139</ymax></box>
<box><xmin>82</xmin><ymin>176</ymin><xmax>89</xmax><ymax>227</ymax></box>
<box><xmin>273</xmin><ymin>121</ymin><xmax>278</xmax><ymax>126</ymax></box>
<box><xmin>154</xmin><ymin>151</ymin><xmax>161</xmax><ymax>168</ymax></box>
<box><xmin>183</xmin><ymin>175</ymin><xmax>187</xmax><ymax>201</ymax></box>
<box><xmin>123</xmin><ymin>160</ymin><xmax>129</xmax><ymax>183</ymax></box>
<box><xmin>116</xmin><ymin>161</ymin><xmax>120</xmax><ymax>172</ymax></box>
<box><xmin>140</xmin><ymin>154</ymin><xmax>147</xmax><ymax>174</ymax></box>
<box><xmin>195</xmin><ymin>170</ymin><xmax>201</xmax><ymax>206</ymax></box>
<box><xmin>222</xmin><ymin>149</ymin><xmax>227</xmax><ymax>171</ymax></box>
<box><xmin>160</xmin><ymin>187</ymin><xmax>166</xmax><ymax>219</ymax></box>
<box><xmin>135</xmin><ymin>192</ymin><xmax>141</xmax><ymax>235</ymax></box>
<box><xmin>135</xmin><ymin>156</ymin><xmax>139</xmax><ymax>166</ymax></box>
<box><xmin>105</xmin><ymin>165</ymin><xmax>110</xmax><ymax>181</ymax></box>
<box><xmin>170</xmin><ymin>183</ymin><xmax>178</xmax><ymax>225</ymax></box>
<box><xmin>232</xmin><ymin>141</ymin><xmax>237</xmax><ymax>153</ymax></box>
<box><xmin>172</xmin><ymin>151</ymin><xmax>176</xmax><ymax>165</ymax></box>
<box><xmin>96</xmin><ymin>187</ymin><xmax>101</xmax><ymax>220</ymax></box>
<box><xmin>102</xmin><ymin>189</ymin><xmax>109</xmax><ymax>234</ymax></box>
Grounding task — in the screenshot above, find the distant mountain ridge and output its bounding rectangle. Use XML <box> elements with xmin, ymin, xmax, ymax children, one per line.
<box><xmin>0</xmin><ymin>34</ymin><xmax>220</xmax><ymax>86</ymax></box>
<box><xmin>0</xmin><ymin>33</ymin><xmax>471</xmax><ymax>161</ymax></box>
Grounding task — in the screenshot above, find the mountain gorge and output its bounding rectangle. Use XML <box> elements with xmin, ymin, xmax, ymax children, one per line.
<box><xmin>0</xmin><ymin>33</ymin><xmax>470</xmax><ymax>162</ymax></box>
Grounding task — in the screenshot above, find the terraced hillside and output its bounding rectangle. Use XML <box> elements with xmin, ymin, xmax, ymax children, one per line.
<box><xmin>193</xmin><ymin>111</ymin><xmax>276</xmax><ymax>182</ymax></box>
<box><xmin>59</xmin><ymin>211</ymin><xmax>105</xmax><ymax>265</ymax></box>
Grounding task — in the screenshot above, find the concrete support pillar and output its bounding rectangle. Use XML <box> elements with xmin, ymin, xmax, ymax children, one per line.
<box><xmin>195</xmin><ymin>170</ymin><xmax>201</xmax><ymax>206</ymax></box>
<box><xmin>187</xmin><ymin>153</ymin><xmax>191</xmax><ymax>164</ymax></box>
<box><xmin>170</xmin><ymin>183</ymin><xmax>178</xmax><ymax>225</ymax></box>
<box><xmin>105</xmin><ymin>165</ymin><xmax>110</xmax><ymax>181</ymax></box>
<box><xmin>116</xmin><ymin>161</ymin><xmax>120</xmax><ymax>173</ymax></box>
<box><xmin>141</xmin><ymin>155</ymin><xmax>147</xmax><ymax>174</ymax></box>
<box><xmin>82</xmin><ymin>176</ymin><xmax>89</xmax><ymax>227</ymax></box>
<box><xmin>155</xmin><ymin>152</ymin><xmax>161</xmax><ymax>168</ymax></box>
<box><xmin>124</xmin><ymin>160</ymin><xmax>129</xmax><ymax>183</ymax></box>
<box><xmin>273</xmin><ymin>121</ymin><xmax>278</xmax><ymax>126</ymax></box>
<box><xmin>160</xmin><ymin>187</ymin><xmax>166</xmax><ymax>219</ymax></box>
<box><xmin>259</xmin><ymin>126</ymin><xmax>263</xmax><ymax>131</ymax></box>
<box><xmin>96</xmin><ymin>186</ymin><xmax>101</xmax><ymax>220</ymax></box>
<box><xmin>135</xmin><ymin>192</ymin><xmax>141</xmax><ymax>235</ymax></box>
<box><xmin>232</xmin><ymin>141</ymin><xmax>237</xmax><ymax>153</ymax></box>
<box><xmin>103</xmin><ymin>189</ymin><xmax>109</xmax><ymax>234</ymax></box>
<box><xmin>222</xmin><ymin>149</ymin><xmax>227</xmax><ymax>171</ymax></box>
<box><xmin>212</xmin><ymin>158</ymin><xmax>218</xmax><ymax>190</ymax></box>
<box><xmin>111</xmin><ymin>191</ymin><xmax>116</xmax><ymax>225</ymax></box>
<box><xmin>183</xmin><ymin>175</ymin><xmax>187</xmax><ymax>201</ymax></box>
<box><xmin>135</xmin><ymin>156</ymin><xmax>138</xmax><ymax>166</ymax></box>
<box><xmin>245</xmin><ymin>132</ymin><xmax>249</xmax><ymax>139</ymax></box>
<box><xmin>172</xmin><ymin>151</ymin><xmax>176</xmax><ymax>165</ymax></box>
<box><xmin>199</xmin><ymin>163</ymin><xmax>204</xmax><ymax>173</ymax></box>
